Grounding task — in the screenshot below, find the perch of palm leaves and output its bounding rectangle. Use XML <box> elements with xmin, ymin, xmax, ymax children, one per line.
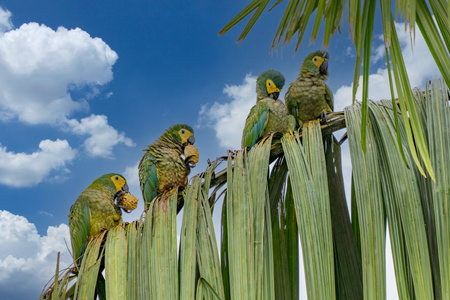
<box><xmin>41</xmin><ymin>79</ymin><xmax>448</xmax><ymax>300</ymax></box>
<box><xmin>221</xmin><ymin>109</ymin><xmax>343</xmax><ymax>188</ymax></box>
<box><xmin>138</xmin><ymin>124</ymin><xmax>199</xmax><ymax>211</ymax></box>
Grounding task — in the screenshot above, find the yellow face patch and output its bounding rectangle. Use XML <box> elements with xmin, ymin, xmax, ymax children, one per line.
<box><xmin>312</xmin><ymin>56</ymin><xmax>326</xmax><ymax>68</ymax></box>
<box><xmin>265</xmin><ymin>79</ymin><xmax>280</xmax><ymax>94</ymax></box>
<box><xmin>110</xmin><ymin>175</ymin><xmax>126</xmax><ymax>192</ymax></box>
<box><xmin>178</xmin><ymin>129</ymin><xmax>193</xmax><ymax>144</ymax></box>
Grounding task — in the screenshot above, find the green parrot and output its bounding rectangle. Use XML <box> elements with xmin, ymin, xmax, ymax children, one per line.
<box><xmin>242</xmin><ymin>69</ymin><xmax>296</xmax><ymax>148</ymax></box>
<box><xmin>68</xmin><ymin>173</ymin><xmax>137</xmax><ymax>266</ymax></box>
<box><xmin>286</xmin><ymin>50</ymin><xmax>333</xmax><ymax>127</ymax></box>
<box><xmin>138</xmin><ymin>124</ymin><xmax>198</xmax><ymax>210</ymax></box>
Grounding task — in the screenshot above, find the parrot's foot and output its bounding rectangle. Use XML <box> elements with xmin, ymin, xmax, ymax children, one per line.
<box><xmin>320</xmin><ymin>111</ymin><xmax>328</xmax><ymax>124</ymax></box>
<box><xmin>304</xmin><ymin>120</ymin><xmax>314</xmax><ymax>127</ymax></box>
<box><xmin>227</xmin><ymin>149</ymin><xmax>237</xmax><ymax>158</ymax></box>
<box><xmin>160</xmin><ymin>185</ymin><xmax>177</xmax><ymax>201</ymax></box>
<box><xmin>266</xmin><ymin>131</ymin><xmax>277</xmax><ymax>138</ymax></box>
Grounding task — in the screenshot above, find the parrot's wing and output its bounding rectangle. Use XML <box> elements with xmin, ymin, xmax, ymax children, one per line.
<box><xmin>68</xmin><ymin>195</ymin><xmax>91</xmax><ymax>266</ymax></box>
<box><xmin>139</xmin><ymin>152</ymin><xmax>159</xmax><ymax>207</ymax></box>
<box><xmin>285</xmin><ymin>88</ymin><xmax>298</xmax><ymax>118</ymax></box>
<box><xmin>241</xmin><ymin>101</ymin><xmax>270</xmax><ymax>148</ymax></box>
<box><xmin>325</xmin><ymin>84</ymin><xmax>334</xmax><ymax>111</ymax></box>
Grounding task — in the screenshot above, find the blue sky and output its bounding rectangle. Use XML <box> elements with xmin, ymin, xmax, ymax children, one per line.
<box><xmin>0</xmin><ymin>1</ymin><xmax>441</xmax><ymax>299</ymax></box>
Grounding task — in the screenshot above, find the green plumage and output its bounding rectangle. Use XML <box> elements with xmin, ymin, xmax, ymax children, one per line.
<box><xmin>139</xmin><ymin>124</ymin><xmax>196</xmax><ymax>209</ymax></box>
<box><xmin>68</xmin><ymin>173</ymin><xmax>126</xmax><ymax>266</ymax></box>
<box><xmin>286</xmin><ymin>50</ymin><xmax>333</xmax><ymax>127</ymax></box>
<box><xmin>242</xmin><ymin>70</ymin><xmax>296</xmax><ymax>148</ymax></box>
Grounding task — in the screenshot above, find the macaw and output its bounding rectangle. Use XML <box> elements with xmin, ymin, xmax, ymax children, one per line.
<box><xmin>242</xmin><ymin>69</ymin><xmax>296</xmax><ymax>148</ymax></box>
<box><xmin>68</xmin><ymin>173</ymin><xmax>138</xmax><ymax>266</ymax></box>
<box><xmin>286</xmin><ymin>50</ymin><xmax>333</xmax><ymax>127</ymax></box>
<box><xmin>138</xmin><ymin>124</ymin><xmax>198</xmax><ymax>210</ymax></box>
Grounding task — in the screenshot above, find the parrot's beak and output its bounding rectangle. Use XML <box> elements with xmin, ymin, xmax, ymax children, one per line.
<box><xmin>114</xmin><ymin>183</ymin><xmax>131</xmax><ymax>212</ymax></box>
<box><xmin>182</xmin><ymin>135</ymin><xmax>195</xmax><ymax>148</ymax></box>
<box><xmin>269</xmin><ymin>92</ymin><xmax>280</xmax><ymax>100</ymax></box>
<box><xmin>320</xmin><ymin>60</ymin><xmax>328</xmax><ymax>75</ymax></box>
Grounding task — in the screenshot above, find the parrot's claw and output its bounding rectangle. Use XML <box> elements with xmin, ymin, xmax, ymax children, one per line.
<box><xmin>267</xmin><ymin>131</ymin><xmax>275</xmax><ymax>137</ymax></box>
<box><xmin>320</xmin><ymin>111</ymin><xmax>328</xmax><ymax>124</ymax></box>
<box><xmin>304</xmin><ymin>120</ymin><xmax>314</xmax><ymax>127</ymax></box>
<box><xmin>227</xmin><ymin>150</ymin><xmax>237</xmax><ymax>158</ymax></box>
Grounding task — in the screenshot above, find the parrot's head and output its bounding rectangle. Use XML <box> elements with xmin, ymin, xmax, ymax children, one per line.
<box><xmin>96</xmin><ymin>173</ymin><xmax>137</xmax><ymax>214</ymax></box>
<box><xmin>256</xmin><ymin>69</ymin><xmax>285</xmax><ymax>101</ymax></box>
<box><xmin>165</xmin><ymin>124</ymin><xmax>198</xmax><ymax>168</ymax></box>
<box><xmin>166</xmin><ymin>124</ymin><xmax>195</xmax><ymax>147</ymax></box>
<box><xmin>301</xmin><ymin>50</ymin><xmax>329</xmax><ymax>78</ymax></box>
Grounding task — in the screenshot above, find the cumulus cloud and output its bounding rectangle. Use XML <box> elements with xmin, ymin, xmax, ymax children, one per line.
<box><xmin>0</xmin><ymin>22</ymin><xmax>117</xmax><ymax>124</ymax></box>
<box><xmin>0</xmin><ymin>9</ymin><xmax>131</xmax><ymax>161</ymax></box>
<box><xmin>198</xmin><ymin>74</ymin><xmax>256</xmax><ymax>149</ymax></box>
<box><xmin>66</xmin><ymin>114</ymin><xmax>135</xmax><ymax>158</ymax></box>
<box><xmin>0</xmin><ymin>7</ymin><xmax>12</xmax><ymax>33</ymax></box>
<box><xmin>123</xmin><ymin>161</ymin><xmax>140</xmax><ymax>190</ymax></box>
<box><xmin>0</xmin><ymin>210</ymin><xmax>72</xmax><ymax>299</ymax></box>
<box><xmin>0</xmin><ymin>139</ymin><xmax>76</xmax><ymax>187</ymax></box>
<box><xmin>334</xmin><ymin>22</ymin><xmax>440</xmax><ymax>112</ymax></box>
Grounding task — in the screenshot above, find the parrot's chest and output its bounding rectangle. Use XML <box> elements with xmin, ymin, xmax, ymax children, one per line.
<box><xmin>157</xmin><ymin>149</ymin><xmax>188</xmax><ymax>192</ymax></box>
<box><xmin>265</xmin><ymin>100</ymin><xmax>294</xmax><ymax>134</ymax></box>
<box><xmin>289</xmin><ymin>78</ymin><xmax>328</xmax><ymax>121</ymax></box>
<box><xmin>85</xmin><ymin>189</ymin><xmax>121</xmax><ymax>236</ymax></box>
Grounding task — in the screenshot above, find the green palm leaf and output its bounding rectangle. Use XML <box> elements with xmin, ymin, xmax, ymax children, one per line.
<box><xmin>282</xmin><ymin>122</ymin><xmax>336</xmax><ymax>299</ymax></box>
<box><xmin>345</xmin><ymin>105</ymin><xmax>386</xmax><ymax>299</ymax></box>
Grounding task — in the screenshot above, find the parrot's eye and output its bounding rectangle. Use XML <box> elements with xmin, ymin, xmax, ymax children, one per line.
<box><xmin>313</xmin><ymin>57</ymin><xmax>318</xmax><ymax>62</ymax></box>
<box><xmin>115</xmin><ymin>176</ymin><xmax>119</xmax><ymax>180</ymax></box>
<box><xmin>181</xmin><ymin>129</ymin><xmax>185</xmax><ymax>134</ymax></box>
<box><xmin>267</xmin><ymin>81</ymin><xmax>271</xmax><ymax>86</ymax></box>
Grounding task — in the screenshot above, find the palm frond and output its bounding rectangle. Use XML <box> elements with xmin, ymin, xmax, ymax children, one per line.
<box><xmin>282</xmin><ymin>122</ymin><xmax>336</xmax><ymax>299</ymax></box>
<box><xmin>345</xmin><ymin>104</ymin><xmax>386</xmax><ymax>299</ymax></box>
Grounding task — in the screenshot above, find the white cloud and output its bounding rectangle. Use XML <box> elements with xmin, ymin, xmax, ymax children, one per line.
<box><xmin>123</xmin><ymin>161</ymin><xmax>140</xmax><ymax>190</ymax></box>
<box><xmin>371</xmin><ymin>35</ymin><xmax>386</xmax><ymax>64</ymax></box>
<box><xmin>0</xmin><ymin>210</ymin><xmax>72</xmax><ymax>299</ymax></box>
<box><xmin>334</xmin><ymin>22</ymin><xmax>440</xmax><ymax>111</ymax></box>
<box><xmin>198</xmin><ymin>74</ymin><xmax>257</xmax><ymax>149</ymax></box>
<box><xmin>345</xmin><ymin>46</ymin><xmax>355</xmax><ymax>57</ymax></box>
<box><xmin>0</xmin><ymin>139</ymin><xmax>76</xmax><ymax>187</ymax></box>
<box><xmin>0</xmin><ymin>10</ymin><xmax>132</xmax><ymax>164</ymax></box>
<box><xmin>0</xmin><ymin>7</ymin><xmax>12</xmax><ymax>33</ymax></box>
<box><xmin>66</xmin><ymin>114</ymin><xmax>134</xmax><ymax>158</ymax></box>
<box><xmin>0</xmin><ymin>22</ymin><xmax>118</xmax><ymax>125</ymax></box>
